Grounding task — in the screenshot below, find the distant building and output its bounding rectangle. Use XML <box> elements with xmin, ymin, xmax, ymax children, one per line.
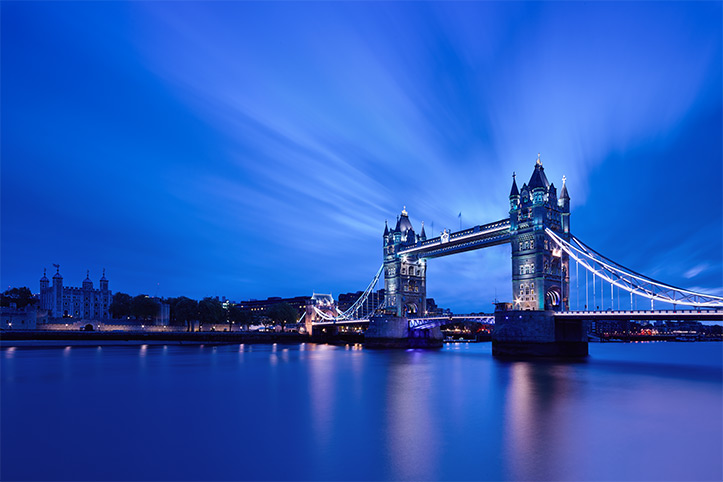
<box><xmin>39</xmin><ymin>266</ymin><xmax>111</xmax><ymax>320</ymax></box>
<box><xmin>236</xmin><ymin>295</ymin><xmax>309</xmax><ymax>319</ymax></box>
<box><xmin>425</xmin><ymin>298</ymin><xmax>447</xmax><ymax>316</ymax></box>
<box><xmin>337</xmin><ymin>289</ymin><xmax>386</xmax><ymax>314</ymax></box>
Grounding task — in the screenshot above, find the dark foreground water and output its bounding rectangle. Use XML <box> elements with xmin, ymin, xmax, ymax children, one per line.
<box><xmin>1</xmin><ymin>341</ymin><xmax>721</xmax><ymax>481</ymax></box>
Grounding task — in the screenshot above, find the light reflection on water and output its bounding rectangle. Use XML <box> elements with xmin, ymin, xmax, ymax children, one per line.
<box><xmin>1</xmin><ymin>342</ymin><xmax>721</xmax><ymax>481</ymax></box>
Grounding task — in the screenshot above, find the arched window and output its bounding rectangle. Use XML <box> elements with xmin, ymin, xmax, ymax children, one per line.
<box><xmin>530</xmin><ymin>239</ymin><xmax>534</xmax><ymax>249</ymax></box>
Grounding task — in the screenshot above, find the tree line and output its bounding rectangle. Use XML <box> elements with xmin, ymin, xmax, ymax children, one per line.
<box><xmin>1</xmin><ymin>287</ymin><xmax>301</xmax><ymax>331</ymax></box>
<box><xmin>110</xmin><ymin>293</ymin><xmax>300</xmax><ymax>332</ymax></box>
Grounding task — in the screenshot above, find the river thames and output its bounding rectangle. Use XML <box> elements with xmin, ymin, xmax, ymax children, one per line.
<box><xmin>2</xmin><ymin>341</ymin><xmax>721</xmax><ymax>481</ymax></box>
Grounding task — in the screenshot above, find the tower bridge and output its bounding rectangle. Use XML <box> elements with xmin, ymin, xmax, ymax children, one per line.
<box><xmin>308</xmin><ymin>154</ymin><xmax>723</xmax><ymax>356</ymax></box>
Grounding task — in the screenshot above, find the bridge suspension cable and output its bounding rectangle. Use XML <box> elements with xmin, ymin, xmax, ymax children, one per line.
<box><xmin>338</xmin><ymin>264</ymin><xmax>384</xmax><ymax>320</ymax></box>
<box><xmin>546</xmin><ymin>228</ymin><xmax>723</xmax><ymax>308</ymax></box>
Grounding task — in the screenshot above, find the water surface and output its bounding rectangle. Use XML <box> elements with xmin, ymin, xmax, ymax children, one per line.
<box><xmin>2</xmin><ymin>341</ymin><xmax>721</xmax><ymax>481</ymax></box>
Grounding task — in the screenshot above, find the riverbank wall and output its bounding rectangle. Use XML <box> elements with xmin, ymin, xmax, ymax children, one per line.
<box><xmin>0</xmin><ymin>330</ymin><xmax>307</xmax><ymax>344</ymax></box>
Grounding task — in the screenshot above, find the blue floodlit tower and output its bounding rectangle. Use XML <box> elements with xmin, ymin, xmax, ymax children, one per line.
<box><xmin>509</xmin><ymin>154</ymin><xmax>570</xmax><ymax>311</ymax></box>
<box><xmin>383</xmin><ymin>208</ymin><xmax>427</xmax><ymax>317</ymax></box>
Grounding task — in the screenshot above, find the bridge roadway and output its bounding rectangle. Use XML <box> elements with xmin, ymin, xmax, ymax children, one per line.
<box><xmin>397</xmin><ymin>219</ymin><xmax>511</xmax><ymax>258</ymax></box>
<box><xmin>311</xmin><ymin>314</ymin><xmax>495</xmax><ymax>327</ymax></box>
<box><xmin>554</xmin><ymin>309</ymin><xmax>723</xmax><ymax>322</ymax></box>
<box><xmin>311</xmin><ymin>309</ymin><xmax>723</xmax><ymax>328</ymax></box>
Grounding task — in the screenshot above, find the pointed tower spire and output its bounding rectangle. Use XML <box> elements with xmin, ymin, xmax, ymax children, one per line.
<box><xmin>383</xmin><ymin>220</ymin><xmax>389</xmax><ymax>236</ymax></box>
<box><xmin>420</xmin><ymin>221</ymin><xmax>427</xmax><ymax>240</ymax></box>
<box><xmin>510</xmin><ymin>172</ymin><xmax>519</xmax><ymax>197</ymax></box>
<box><xmin>560</xmin><ymin>175</ymin><xmax>570</xmax><ymax>200</ymax></box>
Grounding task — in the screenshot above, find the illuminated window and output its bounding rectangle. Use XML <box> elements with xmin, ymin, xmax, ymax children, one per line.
<box><xmin>530</xmin><ymin>240</ymin><xmax>534</xmax><ymax>249</ymax></box>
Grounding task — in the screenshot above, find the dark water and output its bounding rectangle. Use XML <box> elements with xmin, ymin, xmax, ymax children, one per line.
<box><xmin>2</xmin><ymin>341</ymin><xmax>721</xmax><ymax>481</ymax></box>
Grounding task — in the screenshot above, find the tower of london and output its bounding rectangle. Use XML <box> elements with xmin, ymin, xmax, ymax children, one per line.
<box><xmin>39</xmin><ymin>266</ymin><xmax>112</xmax><ymax>320</ymax></box>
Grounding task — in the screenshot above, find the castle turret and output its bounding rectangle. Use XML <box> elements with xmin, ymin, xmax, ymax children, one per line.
<box><xmin>100</xmin><ymin>268</ymin><xmax>109</xmax><ymax>291</ymax></box>
<box><xmin>52</xmin><ymin>266</ymin><xmax>63</xmax><ymax>317</ymax></box>
<box><xmin>82</xmin><ymin>270</ymin><xmax>93</xmax><ymax>290</ymax></box>
<box><xmin>52</xmin><ymin>266</ymin><xmax>63</xmax><ymax>287</ymax></box>
<box><xmin>40</xmin><ymin>269</ymin><xmax>49</xmax><ymax>290</ymax></box>
<box><xmin>419</xmin><ymin>221</ymin><xmax>427</xmax><ymax>242</ymax></box>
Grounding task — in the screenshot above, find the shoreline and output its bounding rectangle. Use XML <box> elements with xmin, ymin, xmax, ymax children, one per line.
<box><xmin>0</xmin><ymin>330</ymin><xmax>309</xmax><ymax>344</ymax></box>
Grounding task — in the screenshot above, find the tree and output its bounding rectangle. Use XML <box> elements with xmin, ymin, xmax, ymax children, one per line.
<box><xmin>267</xmin><ymin>302</ymin><xmax>299</xmax><ymax>326</ymax></box>
<box><xmin>228</xmin><ymin>304</ymin><xmax>257</xmax><ymax>329</ymax></box>
<box><xmin>109</xmin><ymin>292</ymin><xmax>132</xmax><ymax>319</ymax></box>
<box><xmin>171</xmin><ymin>297</ymin><xmax>198</xmax><ymax>332</ymax></box>
<box><xmin>198</xmin><ymin>297</ymin><xmax>225</xmax><ymax>327</ymax></box>
<box><xmin>130</xmin><ymin>295</ymin><xmax>159</xmax><ymax>321</ymax></box>
<box><xmin>0</xmin><ymin>287</ymin><xmax>37</xmax><ymax>309</ymax></box>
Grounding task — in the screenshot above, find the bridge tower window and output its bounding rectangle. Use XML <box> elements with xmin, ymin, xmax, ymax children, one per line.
<box><xmin>530</xmin><ymin>239</ymin><xmax>534</xmax><ymax>249</ymax></box>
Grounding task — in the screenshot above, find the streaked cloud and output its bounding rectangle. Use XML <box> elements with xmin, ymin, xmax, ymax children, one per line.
<box><xmin>1</xmin><ymin>1</ymin><xmax>720</xmax><ymax>311</ymax></box>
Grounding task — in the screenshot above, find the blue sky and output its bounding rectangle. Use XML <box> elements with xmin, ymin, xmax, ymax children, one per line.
<box><xmin>2</xmin><ymin>1</ymin><xmax>721</xmax><ymax>312</ymax></box>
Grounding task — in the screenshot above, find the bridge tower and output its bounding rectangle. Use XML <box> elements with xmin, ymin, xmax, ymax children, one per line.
<box><xmin>383</xmin><ymin>208</ymin><xmax>427</xmax><ymax>317</ymax></box>
<box><xmin>509</xmin><ymin>154</ymin><xmax>570</xmax><ymax>311</ymax></box>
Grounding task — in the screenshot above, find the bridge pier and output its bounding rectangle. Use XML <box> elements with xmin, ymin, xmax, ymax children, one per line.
<box><xmin>365</xmin><ymin>314</ymin><xmax>442</xmax><ymax>348</ymax></box>
<box><xmin>492</xmin><ymin>305</ymin><xmax>588</xmax><ymax>358</ymax></box>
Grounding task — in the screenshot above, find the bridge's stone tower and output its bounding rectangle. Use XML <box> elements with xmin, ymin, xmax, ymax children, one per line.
<box><xmin>509</xmin><ymin>155</ymin><xmax>570</xmax><ymax>311</ymax></box>
<box><xmin>383</xmin><ymin>208</ymin><xmax>427</xmax><ymax>317</ymax></box>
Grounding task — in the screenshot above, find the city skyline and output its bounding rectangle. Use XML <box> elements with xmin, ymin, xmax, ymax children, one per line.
<box><xmin>2</xmin><ymin>2</ymin><xmax>721</xmax><ymax>313</ymax></box>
